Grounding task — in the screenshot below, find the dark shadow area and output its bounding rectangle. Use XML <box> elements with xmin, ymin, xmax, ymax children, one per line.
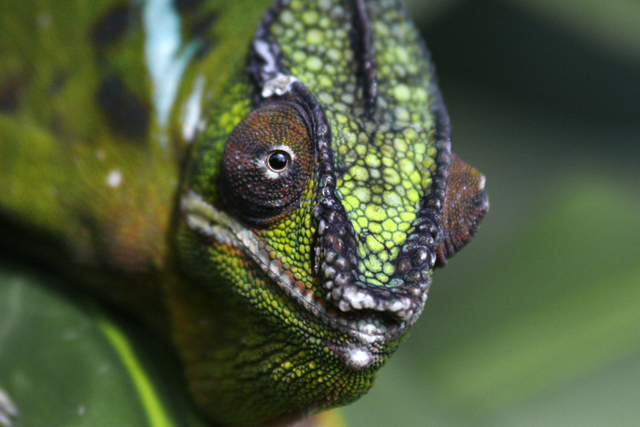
<box><xmin>421</xmin><ymin>0</ymin><xmax>640</xmax><ymax>129</ymax></box>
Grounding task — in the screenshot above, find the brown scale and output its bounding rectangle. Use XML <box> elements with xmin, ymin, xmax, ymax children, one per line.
<box><xmin>219</xmin><ymin>102</ymin><xmax>314</xmax><ymax>225</ymax></box>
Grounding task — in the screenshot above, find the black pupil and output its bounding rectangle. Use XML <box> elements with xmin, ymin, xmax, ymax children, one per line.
<box><xmin>268</xmin><ymin>151</ymin><xmax>289</xmax><ymax>171</ymax></box>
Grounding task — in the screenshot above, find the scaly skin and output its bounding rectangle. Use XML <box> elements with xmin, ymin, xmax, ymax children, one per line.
<box><xmin>0</xmin><ymin>0</ymin><xmax>488</xmax><ymax>426</ymax></box>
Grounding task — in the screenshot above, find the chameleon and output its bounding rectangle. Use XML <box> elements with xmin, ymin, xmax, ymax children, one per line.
<box><xmin>0</xmin><ymin>0</ymin><xmax>488</xmax><ymax>426</ymax></box>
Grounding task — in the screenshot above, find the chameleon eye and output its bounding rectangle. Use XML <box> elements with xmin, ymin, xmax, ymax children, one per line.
<box><xmin>219</xmin><ymin>103</ymin><xmax>313</xmax><ymax>225</ymax></box>
<box><xmin>266</xmin><ymin>150</ymin><xmax>290</xmax><ymax>172</ymax></box>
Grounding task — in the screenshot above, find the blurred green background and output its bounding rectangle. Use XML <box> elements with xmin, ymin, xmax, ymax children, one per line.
<box><xmin>1</xmin><ymin>0</ymin><xmax>639</xmax><ymax>426</ymax></box>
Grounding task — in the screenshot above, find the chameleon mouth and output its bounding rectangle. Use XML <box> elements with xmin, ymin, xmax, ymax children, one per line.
<box><xmin>181</xmin><ymin>190</ymin><xmax>409</xmax><ymax>350</ymax></box>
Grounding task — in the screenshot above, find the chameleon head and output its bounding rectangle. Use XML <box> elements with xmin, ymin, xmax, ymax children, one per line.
<box><xmin>175</xmin><ymin>0</ymin><xmax>487</xmax><ymax>425</ymax></box>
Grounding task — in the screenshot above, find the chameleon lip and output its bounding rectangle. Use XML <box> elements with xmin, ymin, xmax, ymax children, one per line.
<box><xmin>181</xmin><ymin>189</ymin><xmax>409</xmax><ymax>346</ymax></box>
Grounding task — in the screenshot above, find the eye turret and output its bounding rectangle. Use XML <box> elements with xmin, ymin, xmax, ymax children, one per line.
<box><xmin>219</xmin><ymin>103</ymin><xmax>313</xmax><ymax>225</ymax></box>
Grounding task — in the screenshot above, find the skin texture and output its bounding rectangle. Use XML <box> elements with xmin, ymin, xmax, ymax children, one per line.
<box><xmin>0</xmin><ymin>0</ymin><xmax>488</xmax><ymax>426</ymax></box>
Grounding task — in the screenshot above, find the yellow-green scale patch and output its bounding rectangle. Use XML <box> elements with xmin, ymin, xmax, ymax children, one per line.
<box><xmin>191</xmin><ymin>76</ymin><xmax>253</xmax><ymax>199</ymax></box>
<box><xmin>272</xmin><ymin>0</ymin><xmax>366</xmax><ymax>117</ymax></box>
<box><xmin>270</xmin><ymin>0</ymin><xmax>439</xmax><ymax>286</ymax></box>
<box><xmin>258</xmin><ymin>176</ymin><xmax>324</xmax><ymax>297</ymax></box>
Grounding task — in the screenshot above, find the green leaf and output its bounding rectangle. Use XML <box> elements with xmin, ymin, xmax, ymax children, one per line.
<box><xmin>0</xmin><ymin>264</ymin><xmax>207</xmax><ymax>427</ymax></box>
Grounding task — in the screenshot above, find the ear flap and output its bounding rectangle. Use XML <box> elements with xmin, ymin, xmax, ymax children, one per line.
<box><xmin>435</xmin><ymin>153</ymin><xmax>489</xmax><ymax>266</ymax></box>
